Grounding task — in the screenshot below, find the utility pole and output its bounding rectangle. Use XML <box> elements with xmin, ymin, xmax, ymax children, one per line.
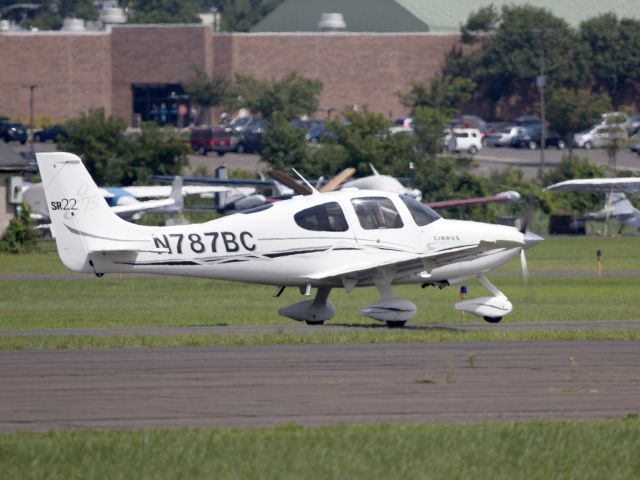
<box><xmin>22</xmin><ymin>83</ymin><xmax>41</xmax><ymax>156</ymax></box>
<box><xmin>532</xmin><ymin>28</ymin><xmax>551</xmax><ymax>178</ymax></box>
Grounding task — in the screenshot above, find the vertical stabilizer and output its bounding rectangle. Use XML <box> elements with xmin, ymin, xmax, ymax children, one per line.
<box><xmin>36</xmin><ymin>152</ymin><xmax>143</xmax><ymax>272</ymax></box>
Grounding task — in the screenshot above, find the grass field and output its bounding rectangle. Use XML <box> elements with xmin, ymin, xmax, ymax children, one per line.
<box><xmin>1</xmin><ymin>237</ymin><xmax>639</xmax><ymax>349</ymax></box>
<box><xmin>2</xmin><ymin>420</ymin><xmax>639</xmax><ymax>479</ymax></box>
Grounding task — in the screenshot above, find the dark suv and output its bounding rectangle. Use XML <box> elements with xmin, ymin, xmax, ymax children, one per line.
<box><xmin>190</xmin><ymin>126</ymin><xmax>239</xmax><ymax>156</ymax></box>
<box><xmin>0</xmin><ymin>120</ymin><xmax>27</xmax><ymax>144</ymax></box>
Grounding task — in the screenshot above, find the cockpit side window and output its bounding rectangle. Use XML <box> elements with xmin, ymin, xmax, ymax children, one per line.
<box><xmin>400</xmin><ymin>194</ymin><xmax>441</xmax><ymax>226</ymax></box>
<box><xmin>351</xmin><ymin>197</ymin><xmax>404</xmax><ymax>230</ymax></box>
<box><xmin>294</xmin><ymin>202</ymin><xmax>349</xmax><ymax>232</ymax></box>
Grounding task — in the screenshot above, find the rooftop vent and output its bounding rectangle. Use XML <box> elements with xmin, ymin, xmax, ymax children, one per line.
<box><xmin>318</xmin><ymin>13</ymin><xmax>346</xmax><ymax>32</ymax></box>
<box><xmin>61</xmin><ymin>18</ymin><xmax>86</xmax><ymax>32</ymax></box>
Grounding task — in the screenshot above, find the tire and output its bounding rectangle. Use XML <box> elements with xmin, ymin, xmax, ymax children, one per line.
<box><xmin>483</xmin><ymin>316</ymin><xmax>503</xmax><ymax>324</ymax></box>
<box><xmin>386</xmin><ymin>320</ymin><xmax>407</xmax><ymax>328</ymax></box>
<box><xmin>235</xmin><ymin>142</ymin><xmax>245</xmax><ymax>154</ymax></box>
<box><xmin>305</xmin><ymin>320</ymin><xmax>324</xmax><ymax>326</ymax></box>
<box><xmin>20</xmin><ymin>139</ymin><xmax>26</xmax><ymax>145</ymax></box>
<box><xmin>217</xmin><ymin>150</ymin><xmax>225</xmax><ymax>157</ymax></box>
<box><xmin>34</xmin><ymin>134</ymin><xmax>41</xmax><ymax>142</ymax></box>
<box><xmin>197</xmin><ymin>146</ymin><xmax>206</xmax><ymax>156</ymax></box>
<box><xmin>584</xmin><ymin>141</ymin><xmax>593</xmax><ymax>150</ymax></box>
<box><xmin>468</xmin><ymin>145</ymin><xmax>478</xmax><ymax>155</ymax></box>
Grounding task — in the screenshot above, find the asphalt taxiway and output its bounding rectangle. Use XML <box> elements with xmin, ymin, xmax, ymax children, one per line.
<box><xmin>1</xmin><ymin>341</ymin><xmax>638</xmax><ymax>431</ymax></box>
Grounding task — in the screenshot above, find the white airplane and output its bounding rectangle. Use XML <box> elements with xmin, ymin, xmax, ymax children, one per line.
<box><xmin>544</xmin><ymin>178</ymin><xmax>640</xmax><ymax>231</ymax></box>
<box><xmin>36</xmin><ymin>152</ymin><xmax>542</xmax><ymax>327</ymax></box>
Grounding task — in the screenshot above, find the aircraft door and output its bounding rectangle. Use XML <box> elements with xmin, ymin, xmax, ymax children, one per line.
<box><xmin>348</xmin><ymin>196</ymin><xmax>419</xmax><ymax>251</ymax></box>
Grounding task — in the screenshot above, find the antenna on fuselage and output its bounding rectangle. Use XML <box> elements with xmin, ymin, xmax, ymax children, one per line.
<box><xmin>291</xmin><ymin>168</ymin><xmax>320</xmax><ymax>195</ymax></box>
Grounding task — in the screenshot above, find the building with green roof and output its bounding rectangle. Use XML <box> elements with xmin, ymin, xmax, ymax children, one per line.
<box><xmin>252</xmin><ymin>0</ymin><xmax>639</xmax><ymax>33</ymax></box>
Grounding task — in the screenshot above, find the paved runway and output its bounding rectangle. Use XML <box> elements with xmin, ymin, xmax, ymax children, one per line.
<box><xmin>1</xmin><ymin>320</ymin><xmax>640</xmax><ymax>338</ymax></box>
<box><xmin>1</xmin><ymin>341</ymin><xmax>639</xmax><ymax>431</ymax></box>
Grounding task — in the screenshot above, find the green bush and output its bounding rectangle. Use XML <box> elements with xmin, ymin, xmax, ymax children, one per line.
<box><xmin>0</xmin><ymin>204</ymin><xmax>41</xmax><ymax>254</ymax></box>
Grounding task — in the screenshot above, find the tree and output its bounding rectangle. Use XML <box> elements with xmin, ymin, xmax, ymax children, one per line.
<box><xmin>119</xmin><ymin>123</ymin><xmax>190</xmax><ymax>185</ymax></box>
<box><xmin>184</xmin><ymin>68</ymin><xmax>230</xmax><ymax>125</ymax></box>
<box><xmin>214</xmin><ymin>0</ymin><xmax>284</xmax><ymax>32</ymax></box>
<box><xmin>398</xmin><ymin>77</ymin><xmax>476</xmax><ymax>116</ymax></box>
<box><xmin>580</xmin><ymin>14</ymin><xmax>640</xmax><ymax>107</ymax></box>
<box><xmin>545</xmin><ymin>88</ymin><xmax>611</xmax><ymax>156</ymax></box>
<box><xmin>260</xmin><ymin>112</ymin><xmax>308</xmax><ymax>171</ymax></box>
<box><xmin>445</xmin><ymin>5</ymin><xmax>589</xmax><ymax>115</ymax></box>
<box><xmin>232</xmin><ymin>73</ymin><xmax>322</xmax><ymax>120</ymax></box>
<box><xmin>59</xmin><ymin>109</ymin><xmax>189</xmax><ymax>186</ymax></box>
<box><xmin>59</xmin><ymin>109</ymin><xmax>128</xmax><ymax>185</ymax></box>
<box><xmin>0</xmin><ymin>0</ymin><xmax>98</xmax><ymax>30</ymax></box>
<box><xmin>124</xmin><ymin>0</ymin><xmax>200</xmax><ymax>24</ymax></box>
<box><xmin>411</xmin><ymin>106</ymin><xmax>449</xmax><ymax>157</ymax></box>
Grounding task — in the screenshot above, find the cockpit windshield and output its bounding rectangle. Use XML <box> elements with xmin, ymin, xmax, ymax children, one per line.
<box><xmin>351</xmin><ymin>197</ymin><xmax>404</xmax><ymax>229</ymax></box>
<box><xmin>400</xmin><ymin>195</ymin><xmax>441</xmax><ymax>226</ymax></box>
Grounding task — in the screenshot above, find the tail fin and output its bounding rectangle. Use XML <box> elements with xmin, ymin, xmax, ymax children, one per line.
<box><xmin>607</xmin><ymin>192</ymin><xmax>635</xmax><ymax>216</ymax></box>
<box><xmin>169</xmin><ymin>176</ymin><xmax>184</xmax><ymax>212</ymax></box>
<box><xmin>36</xmin><ymin>152</ymin><xmax>143</xmax><ymax>272</ymax></box>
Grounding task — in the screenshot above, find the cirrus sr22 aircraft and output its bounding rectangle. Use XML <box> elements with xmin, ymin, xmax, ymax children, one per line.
<box><xmin>37</xmin><ymin>152</ymin><xmax>542</xmax><ymax>327</ymax></box>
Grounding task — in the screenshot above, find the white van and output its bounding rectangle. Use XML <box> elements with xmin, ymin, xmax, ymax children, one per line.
<box><xmin>445</xmin><ymin>128</ymin><xmax>482</xmax><ymax>154</ymax></box>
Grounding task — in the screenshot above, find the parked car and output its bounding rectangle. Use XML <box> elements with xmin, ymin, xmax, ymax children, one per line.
<box><xmin>573</xmin><ymin>124</ymin><xmax>627</xmax><ymax>149</ymax></box>
<box><xmin>629</xmin><ymin>132</ymin><xmax>640</xmax><ymax>155</ymax></box>
<box><xmin>190</xmin><ymin>126</ymin><xmax>239</xmax><ymax>156</ymax></box>
<box><xmin>236</xmin><ymin>119</ymin><xmax>267</xmax><ymax>153</ymax></box>
<box><xmin>510</xmin><ymin>125</ymin><xmax>566</xmax><ymax>149</ymax></box>
<box><xmin>628</xmin><ymin>114</ymin><xmax>640</xmax><ymax>134</ymax></box>
<box><xmin>229</xmin><ymin>115</ymin><xmax>256</xmax><ymax>134</ymax></box>
<box><xmin>514</xmin><ymin>115</ymin><xmax>542</xmax><ymax>127</ymax></box>
<box><xmin>33</xmin><ymin>124</ymin><xmax>68</xmax><ymax>143</ymax></box>
<box><xmin>484</xmin><ymin>125</ymin><xmax>524</xmax><ymax>147</ymax></box>
<box><xmin>444</xmin><ymin>128</ymin><xmax>482</xmax><ymax>154</ymax></box>
<box><xmin>0</xmin><ymin>120</ymin><xmax>27</xmax><ymax>144</ymax></box>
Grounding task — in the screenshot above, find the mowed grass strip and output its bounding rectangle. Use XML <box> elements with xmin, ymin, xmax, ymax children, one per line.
<box><xmin>1</xmin><ymin>274</ymin><xmax>640</xmax><ymax>331</ymax></box>
<box><xmin>2</xmin><ymin>328</ymin><xmax>640</xmax><ymax>350</ymax></box>
<box><xmin>2</xmin><ymin>421</ymin><xmax>639</xmax><ymax>479</ymax></box>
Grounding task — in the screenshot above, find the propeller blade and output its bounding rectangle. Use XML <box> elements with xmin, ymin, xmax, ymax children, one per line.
<box><xmin>319</xmin><ymin>168</ymin><xmax>356</xmax><ymax>193</ymax></box>
<box><xmin>268</xmin><ymin>170</ymin><xmax>312</xmax><ymax>196</ymax></box>
<box><xmin>520</xmin><ymin>249</ymin><xmax>530</xmax><ymax>283</ymax></box>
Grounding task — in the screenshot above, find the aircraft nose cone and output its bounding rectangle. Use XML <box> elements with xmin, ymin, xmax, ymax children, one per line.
<box><xmin>523</xmin><ymin>231</ymin><xmax>544</xmax><ymax>249</ymax></box>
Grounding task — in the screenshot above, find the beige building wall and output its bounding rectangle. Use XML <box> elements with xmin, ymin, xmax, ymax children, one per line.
<box><xmin>0</xmin><ymin>26</ymin><xmax>459</xmax><ymax>123</ymax></box>
<box><xmin>0</xmin><ymin>33</ymin><xmax>111</xmax><ymax>124</ymax></box>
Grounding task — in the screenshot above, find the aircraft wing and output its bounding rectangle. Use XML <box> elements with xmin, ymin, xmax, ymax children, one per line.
<box><xmin>149</xmin><ymin>175</ymin><xmax>274</xmax><ymax>187</ymax></box>
<box><xmin>304</xmin><ymin>240</ymin><xmax>520</xmax><ymax>282</ymax></box>
<box><xmin>122</xmin><ymin>185</ymin><xmax>229</xmax><ymax>198</ymax></box>
<box><xmin>427</xmin><ymin>191</ymin><xmax>521</xmax><ymax>209</ymax></box>
<box><xmin>544</xmin><ymin>178</ymin><xmax>640</xmax><ymax>193</ymax></box>
<box><xmin>110</xmin><ymin>198</ymin><xmax>176</xmax><ymax>215</ymax></box>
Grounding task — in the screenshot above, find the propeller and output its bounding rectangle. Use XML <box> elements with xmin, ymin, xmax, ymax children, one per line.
<box><xmin>268</xmin><ymin>170</ymin><xmax>312</xmax><ymax>195</ymax></box>
<box><xmin>268</xmin><ymin>168</ymin><xmax>357</xmax><ymax>196</ymax></box>
<box><xmin>319</xmin><ymin>167</ymin><xmax>356</xmax><ymax>193</ymax></box>
<box><xmin>518</xmin><ymin>199</ymin><xmax>536</xmax><ymax>284</ymax></box>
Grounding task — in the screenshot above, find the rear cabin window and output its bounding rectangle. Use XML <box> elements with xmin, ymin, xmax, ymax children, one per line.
<box><xmin>294</xmin><ymin>202</ymin><xmax>348</xmax><ymax>232</ymax></box>
<box><xmin>351</xmin><ymin>197</ymin><xmax>404</xmax><ymax>229</ymax></box>
<box><xmin>400</xmin><ymin>195</ymin><xmax>441</xmax><ymax>226</ymax></box>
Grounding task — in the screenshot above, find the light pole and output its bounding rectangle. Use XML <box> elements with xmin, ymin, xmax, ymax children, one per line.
<box><xmin>532</xmin><ymin>28</ymin><xmax>551</xmax><ymax>177</ymax></box>
<box><xmin>22</xmin><ymin>83</ymin><xmax>40</xmax><ymax>155</ymax></box>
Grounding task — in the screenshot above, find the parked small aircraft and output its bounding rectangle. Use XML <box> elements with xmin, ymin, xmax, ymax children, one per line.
<box><xmin>545</xmin><ymin>178</ymin><xmax>640</xmax><ymax>232</ymax></box>
<box><xmin>37</xmin><ymin>152</ymin><xmax>542</xmax><ymax>327</ymax></box>
<box><xmin>23</xmin><ymin>177</ymin><xmax>229</xmax><ymax>223</ymax></box>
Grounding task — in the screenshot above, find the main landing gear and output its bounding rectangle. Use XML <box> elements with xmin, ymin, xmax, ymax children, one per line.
<box><xmin>278</xmin><ymin>287</ymin><xmax>335</xmax><ymax>325</ymax></box>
